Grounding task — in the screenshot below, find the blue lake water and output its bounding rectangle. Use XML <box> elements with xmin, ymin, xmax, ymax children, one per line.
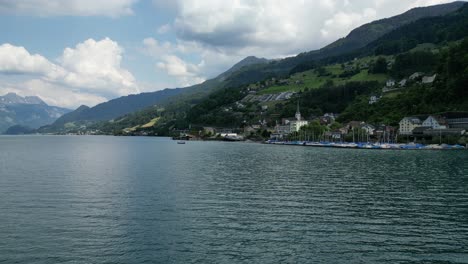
<box><xmin>0</xmin><ymin>135</ymin><xmax>467</xmax><ymax>263</ymax></box>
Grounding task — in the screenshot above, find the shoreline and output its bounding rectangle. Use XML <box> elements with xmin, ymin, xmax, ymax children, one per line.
<box><xmin>265</xmin><ymin>140</ymin><xmax>467</xmax><ymax>150</ymax></box>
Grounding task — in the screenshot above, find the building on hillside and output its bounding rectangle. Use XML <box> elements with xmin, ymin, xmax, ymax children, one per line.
<box><xmin>347</xmin><ymin>121</ymin><xmax>364</xmax><ymax>129</ymax></box>
<box><xmin>422</xmin><ymin>74</ymin><xmax>437</xmax><ymax>84</ymax></box>
<box><xmin>369</xmin><ymin>95</ymin><xmax>381</xmax><ymax>105</ymax></box>
<box><xmin>399</xmin><ymin>79</ymin><xmax>407</xmax><ymax>87</ymax></box>
<box><xmin>422</xmin><ymin>115</ymin><xmax>447</xmax><ymax>129</ymax></box>
<box><xmin>386</xmin><ymin>79</ymin><xmax>396</xmax><ymax>87</ymax></box>
<box><xmin>409</xmin><ymin>72</ymin><xmax>424</xmax><ymax>80</ymax></box>
<box><xmin>399</xmin><ymin>117</ymin><xmax>423</xmax><ymax>135</ymax></box>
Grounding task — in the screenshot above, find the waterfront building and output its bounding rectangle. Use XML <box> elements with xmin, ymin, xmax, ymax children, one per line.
<box><xmin>422</xmin><ymin>116</ymin><xmax>447</xmax><ymax>129</ymax></box>
<box><xmin>289</xmin><ymin>103</ymin><xmax>309</xmax><ymax>132</ymax></box>
<box><xmin>361</xmin><ymin>124</ymin><xmax>376</xmax><ymax>135</ymax></box>
<box><xmin>399</xmin><ymin>117</ymin><xmax>423</xmax><ymax>135</ymax></box>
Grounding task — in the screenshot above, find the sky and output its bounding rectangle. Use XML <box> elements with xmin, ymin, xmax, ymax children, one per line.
<box><xmin>0</xmin><ymin>0</ymin><xmax>461</xmax><ymax>109</ymax></box>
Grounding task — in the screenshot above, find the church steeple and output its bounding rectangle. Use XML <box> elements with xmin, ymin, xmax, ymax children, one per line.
<box><xmin>295</xmin><ymin>102</ymin><xmax>301</xmax><ymax>121</ymax></box>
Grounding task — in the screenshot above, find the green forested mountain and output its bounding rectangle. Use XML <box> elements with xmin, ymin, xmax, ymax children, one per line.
<box><xmin>174</xmin><ymin>3</ymin><xmax>468</xmax><ymax>131</ymax></box>
<box><xmin>320</xmin><ymin>1</ymin><xmax>465</xmax><ymax>56</ymax></box>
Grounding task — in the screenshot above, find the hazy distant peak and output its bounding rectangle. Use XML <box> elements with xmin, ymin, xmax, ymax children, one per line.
<box><xmin>0</xmin><ymin>92</ymin><xmax>46</xmax><ymax>105</ymax></box>
<box><xmin>24</xmin><ymin>96</ymin><xmax>46</xmax><ymax>105</ymax></box>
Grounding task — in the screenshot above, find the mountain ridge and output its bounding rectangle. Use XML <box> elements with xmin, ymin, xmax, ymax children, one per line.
<box><xmin>0</xmin><ymin>93</ymin><xmax>70</xmax><ymax>133</ymax></box>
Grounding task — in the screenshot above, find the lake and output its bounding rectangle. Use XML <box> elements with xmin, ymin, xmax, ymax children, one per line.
<box><xmin>0</xmin><ymin>135</ymin><xmax>467</xmax><ymax>263</ymax></box>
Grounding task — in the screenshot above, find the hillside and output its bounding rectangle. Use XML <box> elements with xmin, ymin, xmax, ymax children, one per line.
<box><xmin>320</xmin><ymin>1</ymin><xmax>466</xmax><ymax>56</ymax></box>
<box><xmin>139</xmin><ymin>2</ymin><xmax>468</xmax><ymax>134</ymax></box>
<box><xmin>265</xmin><ymin>1</ymin><xmax>466</xmax><ymax>75</ymax></box>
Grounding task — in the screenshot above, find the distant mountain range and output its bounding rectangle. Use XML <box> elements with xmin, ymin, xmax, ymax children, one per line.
<box><xmin>0</xmin><ymin>93</ymin><xmax>70</xmax><ymax>133</ymax></box>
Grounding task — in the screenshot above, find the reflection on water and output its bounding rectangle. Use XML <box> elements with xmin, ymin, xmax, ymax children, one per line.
<box><xmin>0</xmin><ymin>136</ymin><xmax>467</xmax><ymax>263</ymax></box>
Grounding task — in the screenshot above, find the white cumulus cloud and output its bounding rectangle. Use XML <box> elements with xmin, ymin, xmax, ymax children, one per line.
<box><xmin>0</xmin><ymin>38</ymin><xmax>138</xmax><ymax>108</ymax></box>
<box><xmin>58</xmin><ymin>38</ymin><xmax>138</xmax><ymax>97</ymax></box>
<box><xmin>0</xmin><ymin>44</ymin><xmax>57</xmax><ymax>75</ymax></box>
<box><xmin>156</xmin><ymin>55</ymin><xmax>205</xmax><ymax>87</ymax></box>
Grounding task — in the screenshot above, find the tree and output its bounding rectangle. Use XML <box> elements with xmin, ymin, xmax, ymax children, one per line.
<box><xmin>369</xmin><ymin>57</ymin><xmax>388</xmax><ymax>74</ymax></box>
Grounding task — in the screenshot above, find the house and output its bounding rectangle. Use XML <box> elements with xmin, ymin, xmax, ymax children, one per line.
<box><xmin>319</xmin><ymin>115</ymin><xmax>334</xmax><ymax>125</ymax></box>
<box><xmin>386</xmin><ymin>79</ymin><xmax>396</xmax><ymax>87</ymax></box>
<box><xmin>339</xmin><ymin>126</ymin><xmax>349</xmax><ymax>135</ymax></box>
<box><xmin>347</xmin><ymin>121</ymin><xmax>364</xmax><ymax>129</ymax></box>
<box><xmin>398</xmin><ymin>79</ymin><xmax>407</xmax><ymax>87</ymax></box>
<box><xmin>409</xmin><ymin>72</ymin><xmax>424</xmax><ymax>80</ymax></box>
<box><xmin>374</xmin><ymin>125</ymin><xmax>397</xmax><ymax>142</ymax></box>
<box><xmin>399</xmin><ymin>117</ymin><xmax>423</xmax><ymax>135</ymax></box>
<box><xmin>235</xmin><ymin>102</ymin><xmax>245</xmax><ymax>108</ymax></box>
<box><xmin>422</xmin><ymin>74</ymin><xmax>437</xmax><ymax>84</ymax></box>
<box><xmin>369</xmin><ymin>95</ymin><xmax>381</xmax><ymax>105</ymax></box>
<box><xmin>325</xmin><ymin>130</ymin><xmax>343</xmax><ymax>140</ymax></box>
<box><xmin>290</xmin><ymin>120</ymin><xmax>308</xmax><ymax>132</ymax></box>
<box><xmin>361</xmin><ymin>124</ymin><xmax>376</xmax><ymax>135</ymax></box>
<box><xmin>422</xmin><ymin>115</ymin><xmax>447</xmax><ymax>129</ymax></box>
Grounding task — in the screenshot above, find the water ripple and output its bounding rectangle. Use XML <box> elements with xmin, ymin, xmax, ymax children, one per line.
<box><xmin>0</xmin><ymin>136</ymin><xmax>467</xmax><ymax>263</ymax></box>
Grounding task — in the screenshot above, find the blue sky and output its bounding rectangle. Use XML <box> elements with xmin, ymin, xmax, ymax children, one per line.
<box><xmin>0</xmin><ymin>0</ymin><xmax>460</xmax><ymax>108</ymax></box>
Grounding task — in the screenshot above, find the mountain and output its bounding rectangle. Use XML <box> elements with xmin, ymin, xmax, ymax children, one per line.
<box><xmin>263</xmin><ymin>1</ymin><xmax>467</xmax><ymax>75</ymax></box>
<box><xmin>0</xmin><ymin>92</ymin><xmax>46</xmax><ymax>105</ymax></box>
<box><xmin>217</xmin><ymin>56</ymin><xmax>270</xmax><ymax>81</ymax></box>
<box><xmin>0</xmin><ymin>93</ymin><xmax>70</xmax><ymax>133</ymax></box>
<box><xmin>4</xmin><ymin>125</ymin><xmax>35</xmax><ymax>135</ymax></box>
<box><xmin>40</xmin><ymin>2</ymin><xmax>468</xmax><ymax>135</ymax></box>
<box><xmin>44</xmin><ymin>56</ymin><xmax>270</xmax><ymax>130</ymax></box>
<box><xmin>51</xmin><ymin>88</ymin><xmax>184</xmax><ymax>126</ymax></box>
<box><xmin>319</xmin><ymin>1</ymin><xmax>466</xmax><ymax>57</ymax></box>
<box><xmin>135</xmin><ymin>1</ymin><xmax>468</xmax><ymax>134</ymax></box>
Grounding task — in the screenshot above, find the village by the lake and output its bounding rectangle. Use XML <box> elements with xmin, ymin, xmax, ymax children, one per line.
<box><xmin>163</xmin><ymin>72</ymin><xmax>468</xmax><ymax>150</ymax></box>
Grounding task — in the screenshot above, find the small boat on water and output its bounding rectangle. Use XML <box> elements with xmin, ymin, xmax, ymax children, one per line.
<box><xmin>177</xmin><ymin>141</ymin><xmax>186</xmax><ymax>144</ymax></box>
